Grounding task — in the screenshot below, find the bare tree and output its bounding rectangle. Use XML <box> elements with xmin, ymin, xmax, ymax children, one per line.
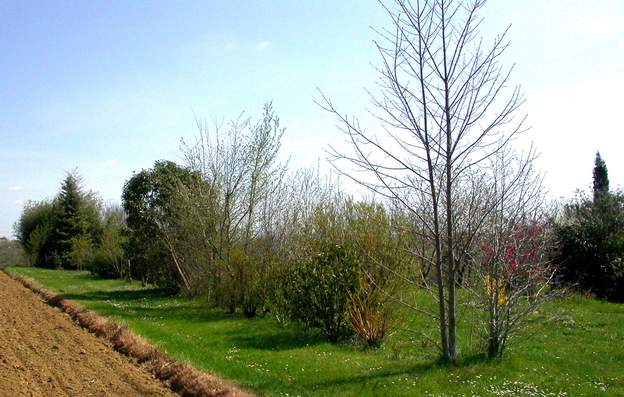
<box><xmin>320</xmin><ymin>0</ymin><xmax>526</xmax><ymax>362</ymax></box>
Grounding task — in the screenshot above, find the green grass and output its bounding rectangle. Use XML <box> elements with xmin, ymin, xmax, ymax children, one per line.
<box><xmin>6</xmin><ymin>267</ymin><xmax>624</xmax><ymax>396</ymax></box>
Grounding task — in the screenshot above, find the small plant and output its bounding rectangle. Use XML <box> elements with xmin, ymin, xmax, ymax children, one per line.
<box><xmin>347</xmin><ymin>281</ymin><xmax>389</xmax><ymax>347</ymax></box>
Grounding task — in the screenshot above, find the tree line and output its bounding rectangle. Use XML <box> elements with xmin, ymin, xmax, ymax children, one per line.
<box><xmin>13</xmin><ymin>0</ymin><xmax>624</xmax><ymax>364</ymax></box>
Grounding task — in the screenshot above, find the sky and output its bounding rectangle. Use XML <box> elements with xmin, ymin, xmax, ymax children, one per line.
<box><xmin>1</xmin><ymin>0</ymin><xmax>623</xmax><ymax>238</ymax></box>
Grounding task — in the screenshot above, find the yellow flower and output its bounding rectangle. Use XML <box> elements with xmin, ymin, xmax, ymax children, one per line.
<box><xmin>484</xmin><ymin>275</ymin><xmax>506</xmax><ymax>306</ymax></box>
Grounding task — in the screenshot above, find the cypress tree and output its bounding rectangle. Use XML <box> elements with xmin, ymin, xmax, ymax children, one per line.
<box><xmin>593</xmin><ymin>151</ymin><xmax>609</xmax><ymax>201</ymax></box>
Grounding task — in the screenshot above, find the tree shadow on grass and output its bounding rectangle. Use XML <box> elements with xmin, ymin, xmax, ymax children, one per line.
<box><xmin>61</xmin><ymin>288</ymin><xmax>174</xmax><ymax>302</ymax></box>
<box><xmin>60</xmin><ymin>289</ymin><xmax>250</xmax><ymax>323</ymax></box>
<box><xmin>305</xmin><ymin>353</ymin><xmax>494</xmax><ymax>395</ymax></box>
<box><xmin>227</xmin><ymin>325</ymin><xmax>327</xmax><ymax>351</ymax></box>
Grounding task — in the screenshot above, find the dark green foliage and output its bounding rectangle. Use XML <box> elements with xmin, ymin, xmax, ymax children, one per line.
<box><xmin>53</xmin><ymin>172</ymin><xmax>102</xmax><ymax>269</ymax></box>
<box><xmin>122</xmin><ymin>160</ymin><xmax>200</xmax><ymax>290</ymax></box>
<box><xmin>14</xmin><ymin>172</ymin><xmax>102</xmax><ymax>269</ymax></box>
<box><xmin>14</xmin><ymin>200</ymin><xmax>58</xmax><ymax>267</ymax></box>
<box><xmin>555</xmin><ymin>191</ymin><xmax>624</xmax><ymax>301</ymax></box>
<box><xmin>55</xmin><ymin>174</ymin><xmax>85</xmax><ymax>264</ymax></box>
<box><xmin>593</xmin><ymin>151</ymin><xmax>609</xmax><ymax>201</ymax></box>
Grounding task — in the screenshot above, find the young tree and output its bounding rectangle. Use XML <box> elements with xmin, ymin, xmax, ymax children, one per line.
<box><xmin>593</xmin><ymin>151</ymin><xmax>609</xmax><ymax>201</ymax></box>
<box><xmin>320</xmin><ymin>0</ymin><xmax>527</xmax><ymax>362</ymax></box>
<box><xmin>469</xmin><ymin>150</ymin><xmax>556</xmax><ymax>358</ymax></box>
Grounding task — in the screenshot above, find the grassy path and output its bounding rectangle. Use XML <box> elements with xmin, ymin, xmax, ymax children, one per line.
<box><xmin>7</xmin><ymin>267</ymin><xmax>624</xmax><ymax>396</ymax></box>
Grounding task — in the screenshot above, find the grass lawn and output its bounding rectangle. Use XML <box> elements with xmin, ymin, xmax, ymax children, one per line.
<box><xmin>6</xmin><ymin>267</ymin><xmax>624</xmax><ymax>396</ymax></box>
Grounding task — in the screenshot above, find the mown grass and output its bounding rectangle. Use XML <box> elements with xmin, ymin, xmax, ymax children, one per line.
<box><xmin>7</xmin><ymin>266</ymin><xmax>623</xmax><ymax>396</ymax></box>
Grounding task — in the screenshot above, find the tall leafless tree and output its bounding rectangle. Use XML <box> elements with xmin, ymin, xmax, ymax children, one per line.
<box><xmin>320</xmin><ymin>0</ymin><xmax>527</xmax><ymax>362</ymax></box>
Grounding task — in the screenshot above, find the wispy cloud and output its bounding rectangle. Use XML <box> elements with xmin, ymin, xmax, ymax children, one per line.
<box><xmin>256</xmin><ymin>41</ymin><xmax>272</xmax><ymax>51</ymax></box>
<box><xmin>14</xmin><ymin>200</ymin><xmax>23</xmax><ymax>205</ymax></box>
<box><xmin>103</xmin><ymin>159</ymin><xmax>119</xmax><ymax>167</ymax></box>
<box><xmin>8</xmin><ymin>185</ymin><xmax>22</xmax><ymax>191</ymax></box>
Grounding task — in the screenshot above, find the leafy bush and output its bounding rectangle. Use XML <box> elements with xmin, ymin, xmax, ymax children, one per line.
<box><xmin>90</xmin><ymin>206</ymin><xmax>128</xmax><ymax>278</ymax></box>
<box><xmin>68</xmin><ymin>235</ymin><xmax>94</xmax><ymax>270</ymax></box>
<box><xmin>280</xmin><ymin>243</ymin><xmax>360</xmax><ymax>341</ymax></box>
<box><xmin>274</xmin><ymin>200</ymin><xmax>409</xmax><ymax>343</ymax></box>
<box><xmin>122</xmin><ymin>161</ymin><xmax>199</xmax><ymax>291</ymax></box>
<box><xmin>14</xmin><ymin>200</ymin><xmax>58</xmax><ymax>267</ymax></box>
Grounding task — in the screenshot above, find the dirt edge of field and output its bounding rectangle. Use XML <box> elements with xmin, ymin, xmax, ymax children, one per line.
<box><xmin>7</xmin><ymin>271</ymin><xmax>253</xmax><ymax>397</ymax></box>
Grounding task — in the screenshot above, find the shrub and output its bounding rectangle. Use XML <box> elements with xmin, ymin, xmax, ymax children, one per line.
<box><xmin>347</xmin><ymin>280</ymin><xmax>390</xmax><ymax>347</ymax></box>
<box><xmin>281</xmin><ymin>243</ymin><xmax>359</xmax><ymax>341</ymax></box>
<box><xmin>68</xmin><ymin>235</ymin><xmax>94</xmax><ymax>270</ymax></box>
<box><xmin>274</xmin><ymin>200</ymin><xmax>408</xmax><ymax>343</ymax></box>
<box><xmin>555</xmin><ymin>191</ymin><xmax>624</xmax><ymax>301</ymax></box>
<box><xmin>14</xmin><ymin>200</ymin><xmax>57</xmax><ymax>267</ymax></box>
<box><xmin>90</xmin><ymin>206</ymin><xmax>128</xmax><ymax>279</ymax></box>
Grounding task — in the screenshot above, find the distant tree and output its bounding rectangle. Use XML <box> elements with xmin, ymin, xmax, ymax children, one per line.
<box><xmin>55</xmin><ymin>173</ymin><xmax>86</xmax><ymax>263</ymax></box>
<box><xmin>91</xmin><ymin>204</ymin><xmax>128</xmax><ymax>279</ymax></box>
<box><xmin>54</xmin><ymin>171</ymin><xmax>101</xmax><ymax>268</ymax></box>
<box><xmin>593</xmin><ymin>151</ymin><xmax>609</xmax><ymax>200</ymax></box>
<box><xmin>14</xmin><ymin>200</ymin><xmax>58</xmax><ymax>267</ymax></box>
<box><xmin>0</xmin><ymin>239</ymin><xmax>28</xmax><ymax>268</ymax></box>
<box><xmin>122</xmin><ymin>160</ymin><xmax>201</xmax><ymax>291</ymax></box>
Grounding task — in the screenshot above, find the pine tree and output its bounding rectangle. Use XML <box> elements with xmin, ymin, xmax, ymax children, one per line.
<box><xmin>593</xmin><ymin>151</ymin><xmax>610</xmax><ymax>200</ymax></box>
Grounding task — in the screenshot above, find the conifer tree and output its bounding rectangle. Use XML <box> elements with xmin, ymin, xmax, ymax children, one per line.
<box><xmin>55</xmin><ymin>172</ymin><xmax>88</xmax><ymax>266</ymax></box>
<box><xmin>593</xmin><ymin>151</ymin><xmax>610</xmax><ymax>200</ymax></box>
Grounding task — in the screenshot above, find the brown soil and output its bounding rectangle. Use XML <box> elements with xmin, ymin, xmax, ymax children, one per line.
<box><xmin>0</xmin><ymin>272</ymin><xmax>176</xmax><ymax>397</ymax></box>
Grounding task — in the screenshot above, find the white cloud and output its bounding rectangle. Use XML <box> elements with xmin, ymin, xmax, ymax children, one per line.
<box><xmin>256</xmin><ymin>41</ymin><xmax>272</xmax><ymax>51</ymax></box>
<box><xmin>103</xmin><ymin>159</ymin><xmax>119</xmax><ymax>167</ymax></box>
<box><xmin>8</xmin><ymin>185</ymin><xmax>22</xmax><ymax>191</ymax></box>
<box><xmin>14</xmin><ymin>200</ymin><xmax>23</xmax><ymax>205</ymax></box>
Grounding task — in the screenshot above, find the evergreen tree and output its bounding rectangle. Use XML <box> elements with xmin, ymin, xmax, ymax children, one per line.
<box><xmin>55</xmin><ymin>172</ymin><xmax>88</xmax><ymax>266</ymax></box>
<box><xmin>555</xmin><ymin>152</ymin><xmax>624</xmax><ymax>301</ymax></box>
<box><xmin>593</xmin><ymin>151</ymin><xmax>610</xmax><ymax>200</ymax></box>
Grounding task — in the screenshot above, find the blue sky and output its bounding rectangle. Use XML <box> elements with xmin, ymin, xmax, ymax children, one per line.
<box><xmin>1</xmin><ymin>0</ymin><xmax>623</xmax><ymax>238</ymax></box>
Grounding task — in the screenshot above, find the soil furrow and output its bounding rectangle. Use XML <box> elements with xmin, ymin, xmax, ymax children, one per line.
<box><xmin>0</xmin><ymin>271</ymin><xmax>176</xmax><ymax>397</ymax></box>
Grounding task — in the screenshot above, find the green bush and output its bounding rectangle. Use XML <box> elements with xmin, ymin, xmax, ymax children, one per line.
<box><xmin>68</xmin><ymin>235</ymin><xmax>94</xmax><ymax>270</ymax></box>
<box><xmin>280</xmin><ymin>243</ymin><xmax>360</xmax><ymax>341</ymax></box>
<box><xmin>89</xmin><ymin>206</ymin><xmax>128</xmax><ymax>279</ymax></box>
<box><xmin>274</xmin><ymin>200</ymin><xmax>410</xmax><ymax>343</ymax></box>
<box><xmin>14</xmin><ymin>200</ymin><xmax>58</xmax><ymax>267</ymax></box>
<box><xmin>555</xmin><ymin>191</ymin><xmax>624</xmax><ymax>301</ymax></box>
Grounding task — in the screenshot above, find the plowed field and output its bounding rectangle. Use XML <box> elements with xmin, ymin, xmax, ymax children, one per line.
<box><xmin>0</xmin><ymin>272</ymin><xmax>175</xmax><ymax>397</ymax></box>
